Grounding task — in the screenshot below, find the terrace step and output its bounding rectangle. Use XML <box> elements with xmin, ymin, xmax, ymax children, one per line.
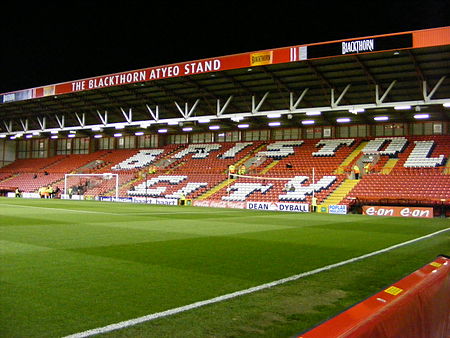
<box><xmin>381</xmin><ymin>158</ymin><xmax>399</xmax><ymax>174</ymax></box>
<box><xmin>259</xmin><ymin>160</ymin><xmax>280</xmax><ymax>175</ymax></box>
<box><xmin>322</xmin><ymin>178</ymin><xmax>359</xmax><ymax>205</ymax></box>
<box><xmin>197</xmin><ymin>178</ymin><xmax>236</xmax><ymax>200</ymax></box>
<box><xmin>335</xmin><ymin>141</ymin><xmax>368</xmax><ymax>174</ymax></box>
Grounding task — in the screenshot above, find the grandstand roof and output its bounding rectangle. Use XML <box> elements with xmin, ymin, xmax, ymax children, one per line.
<box><xmin>1</xmin><ymin>27</ymin><xmax>449</xmax><ymax>137</ymax></box>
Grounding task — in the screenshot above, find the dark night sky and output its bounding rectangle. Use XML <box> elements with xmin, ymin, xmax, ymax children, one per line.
<box><xmin>1</xmin><ymin>0</ymin><xmax>449</xmax><ymax>93</ymax></box>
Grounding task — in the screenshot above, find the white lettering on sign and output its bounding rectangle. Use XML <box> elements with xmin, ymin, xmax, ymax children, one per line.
<box><xmin>342</xmin><ymin>39</ymin><xmax>374</xmax><ymax>55</ymax></box>
<box><xmin>149</xmin><ymin>66</ymin><xmax>181</xmax><ymax>80</ymax></box>
<box><xmin>184</xmin><ymin>59</ymin><xmax>221</xmax><ymax>75</ymax></box>
<box><xmin>365</xmin><ymin>206</ymin><xmax>394</xmax><ymax>216</ymax></box>
<box><xmin>363</xmin><ymin>206</ymin><xmax>433</xmax><ymax>218</ymax></box>
<box><xmin>87</xmin><ymin>71</ymin><xmax>147</xmax><ymax>89</ymax></box>
<box><xmin>399</xmin><ymin>208</ymin><xmax>430</xmax><ymax>218</ymax></box>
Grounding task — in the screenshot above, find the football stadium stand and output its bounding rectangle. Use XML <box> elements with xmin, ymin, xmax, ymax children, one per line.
<box><xmin>0</xmin><ymin>27</ymin><xmax>449</xmax><ymax>216</ymax></box>
<box><xmin>1</xmin><ymin>135</ymin><xmax>448</xmax><ymax>215</ymax></box>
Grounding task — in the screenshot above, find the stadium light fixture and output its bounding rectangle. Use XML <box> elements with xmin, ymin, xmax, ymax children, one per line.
<box><xmin>158</xmin><ymin>129</ymin><xmax>168</xmax><ymax>133</ymax></box>
<box><xmin>50</xmin><ymin>135</ymin><xmax>58</xmax><ymax>139</ymax></box>
<box><xmin>209</xmin><ymin>125</ymin><xmax>220</xmax><ymax>130</ymax></box>
<box><xmin>115</xmin><ymin>124</ymin><xmax>125</xmax><ymax>130</ymax></box>
<box><xmin>413</xmin><ymin>114</ymin><xmax>429</xmax><ymax>119</ymax></box>
<box><xmin>50</xmin><ymin>130</ymin><xmax>58</xmax><ymax>134</ymax></box>
<box><xmin>394</xmin><ymin>105</ymin><xmax>411</xmax><ymax>110</ymax></box>
<box><xmin>113</xmin><ymin>133</ymin><xmax>122</xmax><ymax>137</ymax></box>
<box><xmin>301</xmin><ymin>120</ymin><xmax>315</xmax><ymax>125</ymax></box>
<box><xmin>139</xmin><ymin>122</ymin><xmax>151</xmax><ymax>128</ymax></box>
<box><xmin>0</xmin><ymin>135</ymin><xmax>6</xmax><ymax>138</ymax></box>
<box><xmin>25</xmin><ymin>134</ymin><xmax>33</xmax><ymax>139</ymax></box>
<box><xmin>349</xmin><ymin>108</ymin><xmax>365</xmax><ymax>114</ymax></box>
<box><xmin>443</xmin><ymin>102</ymin><xmax>450</xmax><ymax>108</ymax></box>
<box><xmin>198</xmin><ymin>118</ymin><xmax>211</xmax><ymax>123</ymax></box>
<box><xmin>268</xmin><ymin>121</ymin><xmax>281</xmax><ymax>127</ymax></box>
<box><xmin>182</xmin><ymin>127</ymin><xmax>193</xmax><ymax>132</ymax></box>
<box><xmin>134</xmin><ymin>131</ymin><xmax>144</xmax><ymax>136</ymax></box>
<box><xmin>94</xmin><ymin>134</ymin><xmax>102</xmax><ymax>138</ymax></box>
<box><xmin>91</xmin><ymin>126</ymin><xmax>102</xmax><ymax>131</ymax></box>
<box><xmin>167</xmin><ymin>121</ymin><xmax>178</xmax><ymax>126</ymax></box>
<box><xmin>67</xmin><ymin>134</ymin><xmax>76</xmax><ymax>138</ymax></box>
<box><xmin>374</xmin><ymin>116</ymin><xmax>389</xmax><ymax>121</ymax></box>
<box><xmin>306</xmin><ymin>111</ymin><xmax>321</xmax><ymax>116</ymax></box>
<box><xmin>267</xmin><ymin>113</ymin><xmax>281</xmax><ymax>118</ymax></box>
<box><xmin>237</xmin><ymin>124</ymin><xmax>249</xmax><ymax>128</ymax></box>
<box><xmin>336</xmin><ymin>118</ymin><xmax>351</xmax><ymax>123</ymax></box>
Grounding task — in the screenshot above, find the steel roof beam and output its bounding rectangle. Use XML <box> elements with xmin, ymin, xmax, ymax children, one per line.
<box><xmin>376</xmin><ymin>80</ymin><xmax>397</xmax><ymax>105</ymax></box>
<box><xmin>331</xmin><ymin>85</ymin><xmax>351</xmax><ymax>108</ymax></box>
<box><xmin>423</xmin><ymin>76</ymin><xmax>446</xmax><ymax>102</ymax></box>
<box><xmin>290</xmin><ymin>88</ymin><xmax>309</xmax><ymax>110</ymax></box>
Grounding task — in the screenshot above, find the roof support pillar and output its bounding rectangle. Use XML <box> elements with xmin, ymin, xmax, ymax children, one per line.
<box><xmin>37</xmin><ymin>116</ymin><xmax>46</xmax><ymax>130</ymax></box>
<box><xmin>175</xmin><ymin>99</ymin><xmax>200</xmax><ymax>119</ymax></box>
<box><xmin>216</xmin><ymin>96</ymin><xmax>233</xmax><ymax>116</ymax></box>
<box><xmin>376</xmin><ymin>80</ymin><xmax>396</xmax><ymax>105</ymax></box>
<box><xmin>120</xmin><ymin>107</ymin><xmax>133</xmax><ymax>124</ymax></box>
<box><xmin>331</xmin><ymin>84</ymin><xmax>350</xmax><ymax>108</ymax></box>
<box><xmin>252</xmin><ymin>92</ymin><xmax>269</xmax><ymax>113</ymax></box>
<box><xmin>75</xmin><ymin>113</ymin><xmax>85</xmax><ymax>127</ymax></box>
<box><xmin>146</xmin><ymin>104</ymin><xmax>159</xmax><ymax>122</ymax></box>
<box><xmin>3</xmin><ymin>120</ymin><xmax>12</xmax><ymax>133</ymax></box>
<box><xmin>423</xmin><ymin>76</ymin><xmax>446</xmax><ymax>102</ymax></box>
<box><xmin>290</xmin><ymin>88</ymin><xmax>309</xmax><ymax>110</ymax></box>
<box><xmin>20</xmin><ymin>119</ymin><xmax>28</xmax><ymax>132</ymax></box>
<box><xmin>55</xmin><ymin>115</ymin><xmax>65</xmax><ymax>129</ymax></box>
<box><xmin>96</xmin><ymin>110</ymin><xmax>108</xmax><ymax>125</ymax></box>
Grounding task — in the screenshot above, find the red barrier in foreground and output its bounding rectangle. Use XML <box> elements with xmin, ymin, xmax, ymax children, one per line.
<box><xmin>297</xmin><ymin>255</ymin><xmax>450</xmax><ymax>338</ymax></box>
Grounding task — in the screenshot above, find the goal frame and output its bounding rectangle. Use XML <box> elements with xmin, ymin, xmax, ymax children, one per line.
<box><xmin>64</xmin><ymin>173</ymin><xmax>119</xmax><ymax>200</ymax></box>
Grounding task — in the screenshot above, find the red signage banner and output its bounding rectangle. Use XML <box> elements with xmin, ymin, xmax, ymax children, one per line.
<box><xmin>362</xmin><ymin>205</ymin><xmax>433</xmax><ymax>218</ymax></box>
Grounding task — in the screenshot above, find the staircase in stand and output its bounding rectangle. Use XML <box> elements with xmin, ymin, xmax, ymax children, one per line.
<box><xmin>197</xmin><ymin>178</ymin><xmax>236</xmax><ymax>200</ymax></box>
<box><xmin>321</xmin><ymin>178</ymin><xmax>360</xmax><ymax>205</ymax></box>
<box><xmin>380</xmin><ymin>158</ymin><xmax>399</xmax><ymax>174</ymax></box>
<box><xmin>334</xmin><ymin>141</ymin><xmax>367</xmax><ymax>174</ymax></box>
<box><xmin>259</xmin><ymin>160</ymin><xmax>279</xmax><ymax>175</ymax></box>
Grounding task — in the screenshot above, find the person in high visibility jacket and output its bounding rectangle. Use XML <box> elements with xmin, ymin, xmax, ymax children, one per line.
<box><xmin>353</xmin><ymin>165</ymin><xmax>360</xmax><ymax>179</ymax></box>
<box><xmin>238</xmin><ymin>165</ymin><xmax>246</xmax><ymax>175</ymax></box>
<box><xmin>364</xmin><ymin>163</ymin><xmax>371</xmax><ymax>175</ymax></box>
<box><xmin>228</xmin><ymin>164</ymin><xmax>236</xmax><ymax>175</ymax></box>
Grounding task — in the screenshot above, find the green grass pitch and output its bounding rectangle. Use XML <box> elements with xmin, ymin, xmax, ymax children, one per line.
<box><xmin>1</xmin><ymin>197</ymin><xmax>449</xmax><ymax>337</ymax></box>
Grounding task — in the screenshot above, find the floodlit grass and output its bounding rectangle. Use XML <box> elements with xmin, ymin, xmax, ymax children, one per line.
<box><xmin>1</xmin><ymin>197</ymin><xmax>449</xmax><ymax>337</ymax></box>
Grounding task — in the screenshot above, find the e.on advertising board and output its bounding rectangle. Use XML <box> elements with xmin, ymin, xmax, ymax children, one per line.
<box><xmin>362</xmin><ymin>206</ymin><xmax>433</xmax><ymax>218</ymax></box>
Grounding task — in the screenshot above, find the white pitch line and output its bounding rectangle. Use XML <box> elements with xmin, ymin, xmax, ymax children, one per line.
<box><xmin>0</xmin><ymin>203</ymin><xmax>240</xmax><ymax>216</ymax></box>
<box><xmin>0</xmin><ymin>203</ymin><xmax>120</xmax><ymax>215</ymax></box>
<box><xmin>63</xmin><ymin>227</ymin><xmax>450</xmax><ymax>338</ymax></box>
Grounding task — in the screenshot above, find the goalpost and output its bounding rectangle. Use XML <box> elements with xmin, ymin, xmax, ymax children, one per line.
<box><xmin>226</xmin><ymin>168</ymin><xmax>318</xmax><ymax>207</ymax></box>
<box><xmin>64</xmin><ymin>173</ymin><xmax>119</xmax><ymax>200</ymax></box>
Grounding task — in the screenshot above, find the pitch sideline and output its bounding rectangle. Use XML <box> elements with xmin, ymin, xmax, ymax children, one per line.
<box><xmin>64</xmin><ymin>227</ymin><xmax>450</xmax><ymax>338</ymax></box>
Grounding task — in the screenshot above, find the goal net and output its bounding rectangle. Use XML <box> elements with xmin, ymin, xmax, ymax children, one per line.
<box><xmin>64</xmin><ymin>173</ymin><xmax>119</xmax><ymax>200</ymax></box>
<box><xmin>224</xmin><ymin>170</ymin><xmax>333</xmax><ymax>204</ymax></box>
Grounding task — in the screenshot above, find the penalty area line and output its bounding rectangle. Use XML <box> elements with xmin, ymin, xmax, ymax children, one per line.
<box><xmin>63</xmin><ymin>227</ymin><xmax>450</xmax><ymax>338</ymax></box>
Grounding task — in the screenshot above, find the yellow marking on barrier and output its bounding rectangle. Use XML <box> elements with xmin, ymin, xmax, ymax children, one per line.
<box><xmin>384</xmin><ymin>286</ymin><xmax>403</xmax><ymax>296</ymax></box>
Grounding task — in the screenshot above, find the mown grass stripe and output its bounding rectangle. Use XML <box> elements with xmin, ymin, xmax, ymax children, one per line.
<box><xmin>63</xmin><ymin>227</ymin><xmax>450</xmax><ymax>338</ymax></box>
